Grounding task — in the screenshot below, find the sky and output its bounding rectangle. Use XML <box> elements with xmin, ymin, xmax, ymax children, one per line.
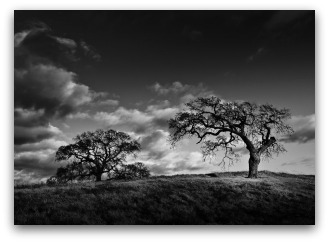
<box><xmin>14</xmin><ymin>10</ymin><xmax>315</xmax><ymax>183</ymax></box>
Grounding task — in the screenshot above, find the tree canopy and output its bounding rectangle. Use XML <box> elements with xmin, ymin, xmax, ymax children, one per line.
<box><xmin>168</xmin><ymin>96</ymin><xmax>293</xmax><ymax>178</ymax></box>
<box><xmin>54</xmin><ymin>129</ymin><xmax>141</xmax><ymax>181</ymax></box>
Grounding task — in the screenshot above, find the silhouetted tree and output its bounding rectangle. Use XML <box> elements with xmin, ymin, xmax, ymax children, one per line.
<box><xmin>55</xmin><ymin>129</ymin><xmax>141</xmax><ymax>181</ymax></box>
<box><xmin>168</xmin><ymin>97</ymin><xmax>293</xmax><ymax>178</ymax></box>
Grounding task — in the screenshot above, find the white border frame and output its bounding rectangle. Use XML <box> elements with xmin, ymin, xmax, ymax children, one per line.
<box><xmin>3</xmin><ymin>1</ymin><xmax>327</xmax><ymax>242</ymax></box>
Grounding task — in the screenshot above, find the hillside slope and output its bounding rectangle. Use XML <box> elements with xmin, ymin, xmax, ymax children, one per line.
<box><xmin>14</xmin><ymin>171</ymin><xmax>315</xmax><ymax>225</ymax></box>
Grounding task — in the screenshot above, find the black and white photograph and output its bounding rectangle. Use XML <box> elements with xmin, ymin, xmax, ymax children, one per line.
<box><xmin>13</xmin><ymin>10</ymin><xmax>315</xmax><ymax>225</ymax></box>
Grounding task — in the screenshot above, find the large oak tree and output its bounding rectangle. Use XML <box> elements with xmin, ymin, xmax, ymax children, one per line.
<box><xmin>55</xmin><ymin>129</ymin><xmax>141</xmax><ymax>181</ymax></box>
<box><xmin>168</xmin><ymin>97</ymin><xmax>293</xmax><ymax>178</ymax></box>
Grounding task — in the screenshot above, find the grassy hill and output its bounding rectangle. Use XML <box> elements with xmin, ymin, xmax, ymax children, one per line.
<box><xmin>14</xmin><ymin>171</ymin><xmax>315</xmax><ymax>225</ymax></box>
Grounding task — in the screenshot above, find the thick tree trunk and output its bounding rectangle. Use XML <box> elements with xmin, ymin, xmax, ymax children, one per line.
<box><xmin>248</xmin><ymin>153</ymin><xmax>260</xmax><ymax>178</ymax></box>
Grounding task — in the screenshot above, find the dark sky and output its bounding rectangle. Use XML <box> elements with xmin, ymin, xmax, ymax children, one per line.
<box><xmin>14</xmin><ymin>11</ymin><xmax>315</xmax><ymax>183</ymax></box>
<box><xmin>15</xmin><ymin>10</ymin><xmax>314</xmax><ymax>114</ymax></box>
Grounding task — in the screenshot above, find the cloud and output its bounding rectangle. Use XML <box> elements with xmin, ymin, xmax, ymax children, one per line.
<box><xmin>14</xmin><ymin>30</ymin><xmax>30</xmax><ymax>47</ymax></box>
<box><xmin>232</xmin><ymin>146</ymin><xmax>249</xmax><ymax>155</ymax></box>
<box><xmin>14</xmin><ymin>24</ymin><xmax>103</xmax><ymax>125</ymax></box>
<box><xmin>280</xmin><ymin>114</ymin><xmax>315</xmax><ymax>144</ymax></box>
<box><xmin>14</xmin><ymin>124</ymin><xmax>63</xmax><ymax>145</ymax></box>
<box><xmin>91</xmin><ymin>103</ymin><xmax>213</xmax><ymax>176</ymax></box>
<box><xmin>15</xmin><ymin>25</ymin><xmax>101</xmax><ymax>67</ymax></box>
<box><xmin>15</xmin><ymin>28</ymin><xmax>78</xmax><ymax>66</ymax></box>
<box><xmin>143</xmin><ymin>150</ymin><xmax>206</xmax><ymax>176</ymax></box>
<box><xmin>178</xmin><ymin>83</ymin><xmax>215</xmax><ymax>104</ymax></box>
<box><xmin>14</xmin><ymin>24</ymin><xmax>110</xmax><ymax>142</ymax></box>
<box><xmin>95</xmin><ymin>107</ymin><xmax>152</xmax><ymax>129</ymax></box>
<box><xmin>66</xmin><ymin>112</ymin><xmax>91</xmax><ymax>120</ymax></box>
<box><xmin>15</xmin><ymin>170</ymin><xmax>49</xmax><ymax>184</ymax></box>
<box><xmin>14</xmin><ymin>107</ymin><xmax>46</xmax><ymax>127</ymax></box>
<box><xmin>139</xmin><ymin>130</ymin><xmax>171</xmax><ymax>160</ymax></box>
<box><xmin>15</xmin><ymin>64</ymin><xmax>94</xmax><ymax>120</ymax></box>
<box><xmin>281</xmin><ymin>157</ymin><xmax>314</xmax><ymax>168</ymax></box>
<box><xmin>80</xmin><ymin>41</ymin><xmax>102</xmax><ymax>61</ymax></box>
<box><xmin>14</xmin><ymin>150</ymin><xmax>60</xmax><ymax>181</ymax></box>
<box><xmin>14</xmin><ymin>23</ymin><xmax>112</xmax><ymax>183</ymax></box>
<box><xmin>14</xmin><ymin>138</ymin><xmax>68</xmax><ymax>153</ymax></box>
<box><xmin>54</xmin><ymin>37</ymin><xmax>77</xmax><ymax>49</ymax></box>
<box><xmin>131</xmin><ymin>129</ymin><xmax>209</xmax><ymax>176</ymax></box>
<box><xmin>149</xmin><ymin>81</ymin><xmax>215</xmax><ymax>106</ymax></box>
<box><xmin>14</xmin><ymin>126</ymin><xmax>68</xmax><ymax>183</ymax></box>
<box><xmin>95</xmin><ymin>105</ymin><xmax>179</xmax><ymax>134</ymax></box>
<box><xmin>149</xmin><ymin>81</ymin><xmax>190</xmax><ymax>95</ymax></box>
<box><xmin>93</xmin><ymin>99</ymin><xmax>119</xmax><ymax>107</ymax></box>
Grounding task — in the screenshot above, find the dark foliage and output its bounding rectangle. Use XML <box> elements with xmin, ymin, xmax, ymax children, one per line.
<box><xmin>54</xmin><ymin>129</ymin><xmax>141</xmax><ymax>181</ymax></box>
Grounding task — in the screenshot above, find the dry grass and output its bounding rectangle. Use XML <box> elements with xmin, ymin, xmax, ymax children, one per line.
<box><xmin>14</xmin><ymin>171</ymin><xmax>315</xmax><ymax>225</ymax></box>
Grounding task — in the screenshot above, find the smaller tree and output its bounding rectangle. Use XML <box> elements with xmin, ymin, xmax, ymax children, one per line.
<box><xmin>54</xmin><ymin>129</ymin><xmax>141</xmax><ymax>181</ymax></box>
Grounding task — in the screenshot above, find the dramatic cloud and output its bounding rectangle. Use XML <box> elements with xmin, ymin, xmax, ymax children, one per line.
<box><xmin>15</xmin><ymin>64</ymin><xmax>93</xmax><ymax>119</ymax></box>
<box><xmin>14</xmin><ymin>23</ymin><xmax>109</xmax><ymax>130</ymax></box>
<box><xmin>14</xmin><ymin>23</ymin><xmax>109</xmax><ymax>183</ymax></box>
<box><xmin>14</xmin><ymin>124</ymin><xmax>63</xmax><ymax>145</ymax></box>
<box><xmin>280</xmin><ymin>114</ymin><xmax>315</xmax><ymax>144</ymax></box>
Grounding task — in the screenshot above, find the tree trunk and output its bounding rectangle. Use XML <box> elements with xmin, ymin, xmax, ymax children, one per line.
<box><xmin>95</xmin><ymin>173</ymin><xmax>102</xmax><ymax>182</ymax></box>
<box><xmin>248</xmin><ymin>153</ymin><xmax>260</xmax><ymax>178</ymax></box>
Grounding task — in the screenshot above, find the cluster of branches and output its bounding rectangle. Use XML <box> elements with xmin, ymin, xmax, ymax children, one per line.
<box><xmin>48</xmin><ymin>129</ymin><xmax>147</xmax><ymax>183</ymax></box>
<box><xmin>169</xmin><ymin>96</ymin><xmax>293</xmax><ymax>166</ymax></box>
